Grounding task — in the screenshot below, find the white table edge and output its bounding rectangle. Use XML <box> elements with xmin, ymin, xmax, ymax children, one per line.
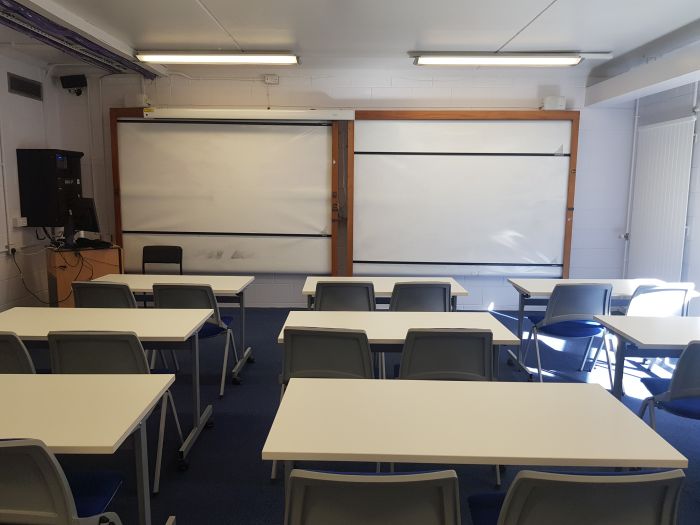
<box><xmin>594</xmin><ymin>315</ymin><xmax>690</xmax><ymax>351</ymax></box>
<box><xmin>95</xmin><ymin>274</ymin><xmax>255</xmax><ymax>295</ymax></box>
<box><xmin>301</xmin><ymin>277</ymin><xmax>468</xmax><ymax>297</ymax></box>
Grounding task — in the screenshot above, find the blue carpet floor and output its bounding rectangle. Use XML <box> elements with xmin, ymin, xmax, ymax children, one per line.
<box><xmin>55</xmin><ymin>308</ymin><xmax>700</xmax><ymax>524</ymax></box>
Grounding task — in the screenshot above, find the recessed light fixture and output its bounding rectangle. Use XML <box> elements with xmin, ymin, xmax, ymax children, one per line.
<box><xmin>411</xmin><ymin>52</ymin><xmax>613</xmax><ymax>67</ymax></box>
<box><xmin>136</xmin><ymin>52</ymin><xmax>299</xmax><ymax>65</ymax></box>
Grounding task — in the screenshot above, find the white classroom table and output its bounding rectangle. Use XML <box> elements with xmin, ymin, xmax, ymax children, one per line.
<box><xmin>278</xmin><ymin>311</ymin><xmax>518</xmax><ymax>378</ymax></box>
<box><xmin>0</xmin><ymin>374</ymin><xmax>174</xmax><ymax>525</ymax></box>
<box><xmin>302</xmin><ymin>276</ymin><xmax>468</xmax><ymax>310</ymax></box>
<box><xmin>595</xmin><ymin>315</ymin><xmax>700</xmax><ymax>399</ymax></box>
<box><xmin>94</xmin><ymin>273</ymin><xmax>255</xmax><ymax>382</ymax></box>
<box><xmin>0</xmin><ymin>307</ymin><xmax>212</xmax><ymax>463</ymax></box>
<box><xmin>263</xmin><ymin>379</ymin><xmax>686</xmax><ymax>476</ymax></box>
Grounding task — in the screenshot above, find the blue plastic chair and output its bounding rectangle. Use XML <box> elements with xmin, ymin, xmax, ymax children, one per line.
<box><xmin>639</xmin><ymin>341</ymin><xmax>700</xmax><ymax>429</ymax></box>
<box><xmin>523</xmin><ymin>283</ymin><xmax>612</xmax><ymax>382</ymax></box>
<box><xmin>0</xmin><ymin>438</ymin><xmax>123</xmax><ymax>524</ymax></box>
<box><xmin>468</xmin><ymin>469</ymin><xmax>684</xmax><ymax>525</ymax></box>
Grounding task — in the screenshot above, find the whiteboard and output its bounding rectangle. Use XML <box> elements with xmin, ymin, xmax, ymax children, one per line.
<box><xmin>117</xmin><ymin>121</ymin><xmax>332</xmax><ymax>273</ymax></box>
<box><xmin>354</xmin><ymin>119</ymin><xmax>571</xmax><ymax>275</ymax></box>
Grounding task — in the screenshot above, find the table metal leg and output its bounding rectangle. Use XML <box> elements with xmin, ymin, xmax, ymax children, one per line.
<box><xmin>612</xmin><ymin>337</ymin><xmax>628</xmax><ymax>399</ymax></box>
<box><xmin>516</xmin><ymin>293</ymin><xmax>526</xmax><ymax>360</ymax></box>
<box><xmin>451</xmin><ymin>296</ymin><xmax>457</xmax><ymax>311</ymax></box>
<box><xmin>307</xmin><ymin>295</ymin><xmax>313</xmax><ymax>309</ymax></box>
<box><xmin>179</xmin><ymin>334</ymin><xmax>212</xmax><ymax>460</ymax></box>
<box><xmin>134</xmin><ymin>422</ymin><xmax>151</xmax><ymax>525</ymax></box>
<box><xmin>231</xmin><ymin>290</ymin><xmax>254</xmax><ymax>382</ymax></box>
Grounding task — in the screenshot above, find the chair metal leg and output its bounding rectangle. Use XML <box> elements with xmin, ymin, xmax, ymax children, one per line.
<box><xmin>158</xmin><ymin>350</ymin><xmax>169</xmax><ymax>369</ymax></box>
<box><xmin>638</xmin><ymin>397</ymin><xmax>650</xmax><ymax>421</ymax></box>
<box><xmin>648</xmin><ymin>402</ymin><xmax>657</xmax><ymax>430</ymax></box>
<box><xmin>219</xmin><ymin>330</ymin><xmax>231</xmax><ymax>398</ymax></box>
<box><xmin>522</xmin><ymin>329</ymin><xmax>534</xmax><ymax>364</ymax></box>
<box><xmin>601</xmin><ymin>335</ymin><xmax>614</xmax><ymax>389</ymax></box>
<box><xmin>149</xmin><ymin>349</ymin><xmax>157</xmax><ymax>369</ymax></box>
<box><xmin>495</xmin><ymin>465</ymin><xmax>501</xmax><ymax>487</ymax></box>
<box><xmin>533</xmin><ymin>328</ymin><xmax>544</xmax><ymax>382</ymax></box>
<box><xmin>167</xmin><ymin>391</ymin><xmax>184</xmax><ymax>445</ymax></box>
<box><xmin>170</xmin><ymin>350</ymin><xmax>180</xmax><ymax>372</ymax></box>
<box><xmin>579</xmin><ymin>336</ymin><xmax>595</xmax><ymax>371</ymax></box>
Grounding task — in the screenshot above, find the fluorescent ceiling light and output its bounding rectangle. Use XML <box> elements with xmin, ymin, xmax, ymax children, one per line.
<box><xmin>413</xmin><ymin>53</ymin><xmax>583</xmax><ymax>67</ymax></box>
<box><xmin>136</xmin><ymin>52</ymin><xmax>299</xmax><ymax>65</ymax></box>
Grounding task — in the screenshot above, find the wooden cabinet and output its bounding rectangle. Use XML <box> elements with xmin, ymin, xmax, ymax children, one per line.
<box><xmin>46</xmin><ymin>247</ymin><xmax>123</xmax><ymax>307</ymax></box>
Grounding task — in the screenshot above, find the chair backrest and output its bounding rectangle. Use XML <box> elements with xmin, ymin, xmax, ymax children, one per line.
<box><xmin>542</xmin><ymin>283</ymin><xmax>612</xmax><ymax>325</ymax></box>
<box><xmin>496</xmin><ymin>469</ymin><xmax>684</xmax><ymax>525</ymax></box>
<box><xmin>0</xmin><ymin>331</ymin><xmax>35</xmax><ymax>373</ymax></box>
<box><xmin>0</xmin><ymin>439</ymin><xmax>80</xmax><ymax>525</ymax></box>
<box><xmin>72</xmin><ymin>281</ymin><xmax>137</xmax><ymax>308</ymax></box>
<box><xmin>627</xmin><ymin>284</ymin><xmax>694</xmax><ymax>317</ymax></box>
<box><xmin>314</xmin><ymin>282</ymin><xmax>376</xmax><ymax>311</ymax></box>
<box><xmin>283</xmin><ymin>328</ymin><xmax>374</xmax><ymax>384</ymax></box>
<box><xmin>668</xmin><ymin>341</ymin><xmax>700</xmax><ymax>401</ymax></box>
<box><xmin>399</xmin><ymin>329</ymin><xmax>493</xmax><ymax>381</ymax></box>
<box><xmin>48</xmin><ymin>331</ymin><xmax>149</xmax><ymax>374</ymax></box>
<box><xmin>390</xmin><ymin>282</ymin><xmax>451</xmax><ymax>312</ymax></box>
<box><xmin>152</xmin><ymin>284</ymin><xmax>222</xmax><ymax>325</ymax></box>
<box><xmin>285</xmin><ymin>469</ymin><xmax>460</xmax><ymax>525</ymax></box>
<box><xmin>142</xmin><ymin>245</ymin><xmax>183</xmax><ymax>275</ymax></box>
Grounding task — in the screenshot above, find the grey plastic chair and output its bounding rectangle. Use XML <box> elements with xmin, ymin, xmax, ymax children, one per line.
<box><xmin>271</xmin><ymin>328</ymin><xmax>374</xmax><ymax>480</ymax></box>
<box><xmin>314</xmin><ymin>282</ymin><xmax>376</xmax><ymax>311</ymax></box>
<box><xmin>0</xmin><ymin>438</ymin><xmax>123</xmax><ymax>525</ymax></box>
<box><xmin>72</xmin><ymin>281</ymin><xmax>138</xmax><ymax>308</ymax></box>
<box><xmin>142</xmin><ymin>245</ymin><xmax>183</xmax><ymax>275</ymax></box>
<box><xmin>48</xmin><ymin>331</ymin><xmax>183</xmax><ymax>494</ymax></box>
<box><xmin>469</xmin><ymin>469</ymin><xmax>684</xmax><ymax>525</ymax></box>
<box><xmin>638</xmin><ymin>341</ymin><xmax>700</xmax><ymax>430</ymax></box>
<box><xmin>0</xmin><ymin>331</ymin><xmax>35</xmax><ymax>373</ymax></box>
<box><xmin>285</xmin><ymin>469</ymin><xmax>460</xmax><ymax>525</ymax></box>
<box><xmin>390</xmin><ymin>282</ymin><xmax>451</xmax><ymax>312</ymax></box>
<box><xmin>399</xmin><ymin>329</ymin><xmax>493</xmax><ymax>381</ymax></box>
<box><xmin>153</xmin><ymin>283</ymin><xmax>238</xmax><ymax>397</ymax></box>
<box><xmin>523</xmin><ymin>283</ymin><xmax>612</xmax><ymax>383</ymax></box>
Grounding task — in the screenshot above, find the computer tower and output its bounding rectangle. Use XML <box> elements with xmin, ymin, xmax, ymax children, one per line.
<box><xmin>17</xmin><ymin>149</ymin><xmax>84</xmax><ymax>227</ymax></box>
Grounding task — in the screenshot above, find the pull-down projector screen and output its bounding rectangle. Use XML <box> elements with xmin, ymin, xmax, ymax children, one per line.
<box><xmin>117</xmin><ymin>120</ymin><xmax>332</xmax><ymax>273</ymax></box>
<box><xmin>354</xmin><ymin>120</ymin><xmax>571</xmax><ymax>277</ymax></box>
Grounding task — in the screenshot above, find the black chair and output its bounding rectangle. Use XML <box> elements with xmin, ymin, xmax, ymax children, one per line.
<box><xmin>142</xmin><ymin>245</ymin><xmax>183</xmax><ymax>275</ymax></box>
<box><xmin>72</xmin><ymin>281</ymin><xmax>138</xmax><ymax>308</ymax></box>
<box><xmin>314</xmin><ymin>282</ymin><xmax>376</xmax><ymax>311</ymax></box>
<box><xmin>389</xmin><ymin>282</ymin><xmax>451</xmax><ymax>312</ymax></box>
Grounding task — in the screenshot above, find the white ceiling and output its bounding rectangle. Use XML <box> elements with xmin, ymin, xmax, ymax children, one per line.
<box><xmin>2</xmin><ymin>0</ymin><xmax>700</xmax><ymax>71</ymax></box>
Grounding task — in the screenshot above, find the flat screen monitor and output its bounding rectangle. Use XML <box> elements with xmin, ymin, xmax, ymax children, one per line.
<box><xmin>70</xmin><ymin>197</ymin><xmax>99</xmax><ymax>233</ymax></box>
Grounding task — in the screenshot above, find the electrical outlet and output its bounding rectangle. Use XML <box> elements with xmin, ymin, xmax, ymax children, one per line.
<box><xmin>264</xmin><ymin>74</ymin><xmax>279</xmax><ymax>85</ymax></box>
<box><xmin>13</xmin><ymin>217</ymin><xmax>27</xmax><ymax>228</ymax></box>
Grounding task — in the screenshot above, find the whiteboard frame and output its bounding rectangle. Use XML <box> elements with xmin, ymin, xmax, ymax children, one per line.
<box><xmin>352</xmin><ymin>110</ymin><xmax>580</xmax><ymax>277</ymax></box>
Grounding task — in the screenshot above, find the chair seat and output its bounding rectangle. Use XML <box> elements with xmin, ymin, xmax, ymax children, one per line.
<box><xmin>537</xmin><ymin>320</ymin><xmax>604</xmax><ymax>338</ymax></box>
<box><xmin>641</xmin><ymin>377</ymin><xmax>700</xmax><ymax>419</ymax></box>
<box><xmin>468</xmin><ymin>491</ymin><xmax>506</xmax><ymax>525</ymax></box>
<box><xmin>198</xmin><ymin>315</ymin><xmax>233</xmax><ymax>338</ymax></box>
<box><xmin>65</xmin><ymin>470</ymin><xmax>122</xmax><ymax>517</ymax></box>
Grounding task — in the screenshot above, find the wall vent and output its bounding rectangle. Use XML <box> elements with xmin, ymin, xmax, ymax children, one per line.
<box><xmin>7</xmin><ymin>73</ymin><xmax>42</xmax><ymax>101</ymax></box>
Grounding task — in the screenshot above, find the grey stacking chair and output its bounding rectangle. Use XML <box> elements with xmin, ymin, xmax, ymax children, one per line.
<box><xmin>399</xmin><ymin>329</ymin><xmax>493</xmax><ymax>381</ymax></box>
<box><xmin>389</xmin><ymin>282</ymin><xmax>451</xmax><ymax>312</ymax></box>
<box><xmin>142</xmin><ymin>245</ymin><xmax>183</xmax><ymax>275</ymax></box>
<box><xmin>285</xmin><ymin>469</ymin><xmax>460</xmax><ymax>525</ymax></box>
<box><xmin>587</xmin><ymin>283</ymin><xmax>695</xmax><ymax>373</ymax></box>
<box><xmin>398</xmin><ymin>328</ymin><xmax>499</xmax><ymax>483</ymax></box>
<box><xmin>153</xmin><ymin>283</ymin><xmax>238</xmax><ymax>397</ymax></box>
<box><xmin>271</xmin><ymin>327</ymin><xmax>374</xmax><ymax>480</ymax></box>
<box><xmin>72</xmin><ymin>281</ymin><xmax>138</xmax><ymax>308</ymax></box>
<box><xmin>0</xmin><ymin>331</ymin><xmax>35</xmax><ymax>373</ymax></box>
<box><xmin>523</xmin><ymin>283</ymin><xmax>612</xmax><ymax>383</ymax></box>
<box><xmin>638</xmin><ymin>341</ymin><xmax>700</xmax><ymax>430</ymax></box>
<box><xmin>469</xmin><ymin>469</ymin><xmax>684</xmax><ymax>525</ymax></box>
<box><xmin>314</xmin><ymin>282</ymin><xmax>376</xmax><ymax>311</ymax></box>
<box><xmin>48</xmin><ymin>331</ymin><xmax>183</xmax><ymax>494</ymax></box>
<box><xmin>0</xmin><ymin>438</ymin><xmax>123</xmax><ymax>525</ymax></box>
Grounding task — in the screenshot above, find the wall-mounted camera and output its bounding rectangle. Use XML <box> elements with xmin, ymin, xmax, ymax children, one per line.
<box><xmin>59</xmin><ymin>74</ymin><xmax>87</xmax><ymax>96</ymax></box>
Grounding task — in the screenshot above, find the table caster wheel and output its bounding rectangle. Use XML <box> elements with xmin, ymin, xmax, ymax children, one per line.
<box><xmin>178</xmin><ymin>459</ymin><xmax>189</xmax><ymax>471</ymax></box>
<box><xmin>232</xmin><ymin>376</ymin><xmax>241</xmax><ymax>385</ymax></box>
